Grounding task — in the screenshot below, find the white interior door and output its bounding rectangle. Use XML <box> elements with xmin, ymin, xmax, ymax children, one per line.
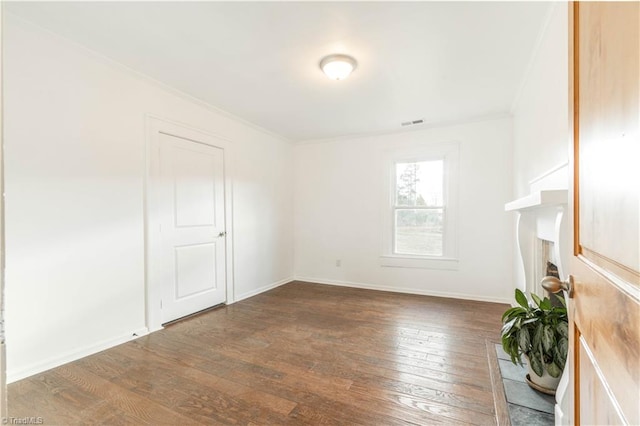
<box><xmin>158</xmin><ymin>132</ymin><xmax>226</xmax><ymax>323</ymax></box>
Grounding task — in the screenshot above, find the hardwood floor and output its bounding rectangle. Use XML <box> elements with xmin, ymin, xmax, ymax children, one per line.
<box><xmin>9</xmin><ymin>282</ymin><xmax>508</xmax><ymax>425</ymax></box>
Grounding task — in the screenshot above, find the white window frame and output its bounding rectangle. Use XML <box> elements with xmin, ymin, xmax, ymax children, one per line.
<box><xmin>380</xmin><ymin>141</ymin><xmax>459</xmax><ymax>270</ymax></box>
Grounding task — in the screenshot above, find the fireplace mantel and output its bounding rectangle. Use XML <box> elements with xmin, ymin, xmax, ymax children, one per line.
<box><xmin>504</xmin><ymin>188</ymin><xmax>569</xmax><ymax>291</ymax></box>
<box><xmin>505</xmin><ymin>189</ymin><xmax>568</xmax><ymax>212</ymax></box>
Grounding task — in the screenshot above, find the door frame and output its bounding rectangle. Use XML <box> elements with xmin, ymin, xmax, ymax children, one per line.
<box><xmin>145</xmin><ymin>115</ymin><xmax>235</xmax><ymax>332</ymax></box>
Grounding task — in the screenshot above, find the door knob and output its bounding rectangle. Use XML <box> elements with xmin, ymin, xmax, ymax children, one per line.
<box><xmin>541</xmin><ymin>275</ymin><xmax>574</xmax><ymax>298</ymax></box>
<box><xmin>217</xmin><ymin>231</ymin><xmax>226</xmax><ymax>238</ymax></box>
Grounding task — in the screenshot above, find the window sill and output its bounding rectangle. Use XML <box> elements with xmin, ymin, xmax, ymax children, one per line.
<box><xmin>379</xmin><ymin>255</ymin><xmax>459</xmax><ymax>270</ymax></box>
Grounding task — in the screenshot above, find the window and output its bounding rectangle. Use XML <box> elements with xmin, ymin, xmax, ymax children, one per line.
<box><xmin>381</xmin><ymin>142</ymin><xmax>458</xmax><ymax>269</ymax></box>
<box><xmin>394</xmin><ymin>160</ymin><xmax>445</xmax><ymax>256</ymax></box>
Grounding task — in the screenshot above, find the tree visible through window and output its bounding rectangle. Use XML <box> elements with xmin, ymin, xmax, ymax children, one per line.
<box><xmin>394</xmin><ymin>160</ymin><xmax>444</xmax><ymax>256</ymax></box>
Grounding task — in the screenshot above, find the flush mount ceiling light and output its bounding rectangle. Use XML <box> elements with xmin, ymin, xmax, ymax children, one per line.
<box><xmin>319</xmin><ymin>54</ymin><xmax>357</xmax><ymax>80</ymax></box>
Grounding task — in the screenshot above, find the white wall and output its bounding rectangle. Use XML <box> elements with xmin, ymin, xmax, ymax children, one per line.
<box><xmin>511</xmin><ymin>4</ymin><xmax>569</xmax><ymax>291</ymax></box>
<box><xmin>294</xmin><ymin>118</ymin><xmax>514</xmax><ymax>303</ymax></box>
<box><xmin>512</xmin><ymin>4</ymin><xmax>569</xmax><ymax>198</ymax></box>
<box><xmin>3</xmin><ymin>15</ymin><xmax>293</xmax><ymax>381</ymax></box>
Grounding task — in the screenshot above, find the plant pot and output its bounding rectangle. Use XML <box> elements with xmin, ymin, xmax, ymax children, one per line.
<box><xmin>526</xmin><ymin>361</ymin><xmax>561</xmax><ymax>393</ymax></box>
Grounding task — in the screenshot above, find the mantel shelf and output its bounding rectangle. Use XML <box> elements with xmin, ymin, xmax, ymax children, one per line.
<box><xmin>504</xmin><ymin>189</ymin><xmax>568</xmax><ymax>212</ymax></box>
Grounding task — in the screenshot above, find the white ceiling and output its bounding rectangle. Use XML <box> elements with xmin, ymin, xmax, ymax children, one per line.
<box><xmin>6</xmin><ymin>2</ymin><xmax>551</xmax><ymax>142</ymax></box>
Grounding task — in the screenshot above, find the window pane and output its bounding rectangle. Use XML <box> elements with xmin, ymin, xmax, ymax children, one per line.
<box><xmin>395</xmin><ymin>160</ymin><xmax>444</xmax><ymax>207</ymax></box>
<box><xmin>395</xmin><ymin>209</ymin><xmax>443</xmax><ymax>256</ymax></box>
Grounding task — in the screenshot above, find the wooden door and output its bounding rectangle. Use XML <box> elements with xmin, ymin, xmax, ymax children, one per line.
<box><xmin>569</xmin><ymin>2</ymin><xmax>639</xmax><ymax>424</ymax></box>
<box><xmin>157</xmin><ymin>132</ymin><xmax>227</xmax><ymax>324</ymax></box>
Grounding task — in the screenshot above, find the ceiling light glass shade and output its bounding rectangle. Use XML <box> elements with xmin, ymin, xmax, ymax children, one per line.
<box><xmin>320</xmin><ymin>54</ymin><xmax>357</xmax><ymax>80</ymax></box>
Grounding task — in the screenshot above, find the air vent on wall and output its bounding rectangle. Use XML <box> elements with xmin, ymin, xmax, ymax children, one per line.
<box><xmin>401</xmin><ymin>119</ymin><xmax>424</xmax><ymax>127</ymax></box>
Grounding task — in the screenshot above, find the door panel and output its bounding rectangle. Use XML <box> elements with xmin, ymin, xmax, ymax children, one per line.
<box><xmin>174</xmin><ymin>243</ymin><xmax>217</xmax><ymax>298</ymax></box>
<box><xmin>159</xmin><ymin>132</ymin><xmax>226</xmax><ymax>323</ymax></box>
<box><xmin>173</xmin><ymin>145</ymin><xmax>217</xmax><ymax>227</ymax></box>
<box><xmin>576</xmin><ymin>1</ymin><xmax>639</xmax><ymax>273</ymax></box>
<box><xmin>570</xmin><ymin>2</ymin><xmax>640</xmax><ymax>425</ymax></box>
<box><xmin>578</xmin><ymin>337</ymin><xmax>625</xmax><ymax>426</ymax></box>
<box><xmin>571</xmin><ymin>258</ymin><xmax>639</xmax><ymax>425</ymax></box>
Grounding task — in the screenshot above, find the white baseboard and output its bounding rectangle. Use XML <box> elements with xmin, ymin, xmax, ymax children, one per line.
<box><xmin>294</xmin><ymin>276</ymin><xmax>512</xmax><ymax>305</ymax></box>
<box><xmin>7</xmin><ymin>327</ymin><xmax>149</xmax><ymax>384</ymax></box>
<box><xmin>233</xmin><ymin>277</ymin><xmax>294</xmax><ymax>303</ymax></box>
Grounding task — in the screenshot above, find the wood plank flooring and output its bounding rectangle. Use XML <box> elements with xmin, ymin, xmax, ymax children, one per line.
<box><xmin>9</xmin><ymin>281</ymin><xmax>508</xmax><ymax>425</ymax></box>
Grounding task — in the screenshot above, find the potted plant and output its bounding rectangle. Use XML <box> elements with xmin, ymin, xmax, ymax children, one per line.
<box><xmin>501</xmin><ymin>288</ymin><xmax>568</xmax><ymax>393</ymax></box>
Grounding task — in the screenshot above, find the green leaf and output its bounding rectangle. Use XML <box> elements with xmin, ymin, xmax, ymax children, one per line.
<box><xmin>501</xmin><ymin>318</ymin><xmax>517</xmax><ymax>335</ymax></box>
<box><xmin>510</xmin><ymin>342</ymin><xmax>520</xmax><ymax>365</ymax></box>
<box><xmin>557</xmin><ymin>321</ymin><xmax>569</xmax><ymax>339</ymax></box>
<box><xmin>502</xmin><ymin>334</ymin><xmax>514</xmax><ymax>351</ymax></box>
<box><xmin>518</xmin><ymin>328</ymin><xmax>531</xmax><ymax>352</ymax></box>
<box><xmin>554</xmin><ymin>342</ymin><xmax>567</xmax><ymax>370</ymax></box>
<box><xmin>531</xmin><ymin>293</ymin><xmax>542</xmax><ymax>308</ymax></box>
<box><xmin>542</xmin><ymin>324</ymin><xmax>556</xmax><ymax>352</ymax></box>
<box><xmin>515</xmin><ymin>289</ymin><xmax>529</xmax><ymax>309</ymax></box>
<box><xmin>547</xmin><ymin>361</ymin><xmax>562</xmax><ymax>378</ymax></box>
<box><xmin>533</xmin><ymin>323</ymin><xmax>544</xmax><ymax>349</ymax></box>
<box><xmin>511</xmin><ymin>352</ymin><xmax>519</xmax><ymax>366</ymax></box>
<box><xmin>557</xmin><ymin>337</ymin><xmax>568</xmax><ymax>365</ymax></box>
<box><xmin>530</xmin><ymin>353</ymin><xmax>544</xmax><ymax>377</ymax></box>
<box><xmin>502</xmin><ymin>335</ymin><xmax>525</xmax><ymax>366</ymax></box>
<box><xmin>552</xmin><ymin>305</ymin><xmax>568</xmax><ymax>316</ymax></box>
<box><xmin>502</xmin><ymin>306</ymin><xmax>527</xmax><ymax>322</ymax></box>
<box><xmin>540</xmin><ymin>298</ymin><xmax>552</xmax><ymax>311</ymax></box>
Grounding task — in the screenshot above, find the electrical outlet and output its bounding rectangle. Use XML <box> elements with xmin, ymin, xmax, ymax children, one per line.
<box><xmin>336</xmin><ymin>259</ymin><xmax>341</xmax><ymax>267</ymax></box>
